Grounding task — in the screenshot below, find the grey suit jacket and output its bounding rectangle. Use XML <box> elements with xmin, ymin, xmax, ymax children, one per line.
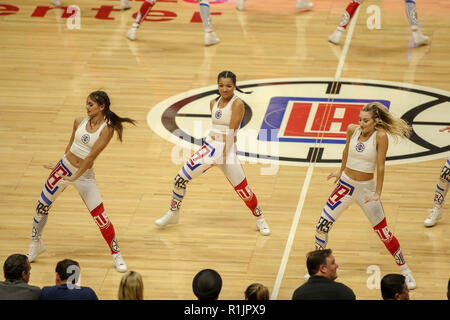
<box><xmin>0</xmin><ymin>279</ymin><xmax>41</xmax><ymax>300</ymax></box>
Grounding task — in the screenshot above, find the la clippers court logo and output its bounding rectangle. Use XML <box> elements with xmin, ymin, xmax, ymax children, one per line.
<box><xmin>147</xmin><ymin>78</ymin><xmax>449</xmax><ymax>167</ymax></box>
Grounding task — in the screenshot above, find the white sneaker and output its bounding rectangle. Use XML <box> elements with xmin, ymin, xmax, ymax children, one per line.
<box><xmin>126</xmin><ymin>27</ymin><xmax>138</xmax><ymax>41</ymax></box>
<box><xmin>155</xmin><ymin>210</ymin><xmax>180</xmax><ymax>227</ymax></box>
<box><xmin>401</xmin><ymin>268</ymin><xmax>416</xmax><ymax>290</ymax></box>
<box><xmin>112</xmin><ymin>253</ymin><xmax>127</xmax><ymax>273</ymax></box>
<box><xmin>51</xmin><ymin>0</ymin><xmax>62</xmax><ymax>6</ymax></box>
<box><xmin>424</xmin><ymin>206</ymin><xmax>442</xmax><ymax>227</ymax></box>
<box><xmin>27</xmin><ymin>239</ymin><xmax>46</xmax><ymax>263</ymax></box>
<box><xmin>256</xmin><ymin>217</ymin><xmax>270</xmax><ymax>236</ymax></box>
<box><xmin>204</xmin><ymin>31</ymin><xmax>220</xmax><ymax>46</ymax></box>
<box><xmin>296</xmin><ymin>0</ymin><xmax>314</xmax><ymax>9</ymax></box>
<box><xmin>236</xmin><ymin>0</ymin><xmax>245</xmax><ymax>11</ymax></box>
<box><xmin>120</xmin><ymin>0</ymin><xmax>132</xmax><ymax>10</ymax></box>
<box><xmin>412</xmin><ymin>28</ymin><xmax>429</xmax><ymax>46</ymax></box>
<box><xmin>328</xmin><ymin>28</ymin><xmax>343</xmax><ymax>45</ymax></box>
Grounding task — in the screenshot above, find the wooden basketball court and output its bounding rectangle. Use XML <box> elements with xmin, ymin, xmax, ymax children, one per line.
<box><xmin>0</xmin><ymin>0</ymin><xmax>448</xmax><ymax>300</ymax></box>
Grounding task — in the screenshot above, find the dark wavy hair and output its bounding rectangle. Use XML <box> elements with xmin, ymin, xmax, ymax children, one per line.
<box><xmin>88</xmin><ymin>91</ymin><xmax>136</xmax><ymax>142</ymax></box>
<box><xmin>3</xmin><ymin>254</ymin><xmax>30</xmax><ymax>280</ymax></box>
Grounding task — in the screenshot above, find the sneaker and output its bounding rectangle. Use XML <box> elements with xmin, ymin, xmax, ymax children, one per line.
<box><xmin>256</xmin><ymin>217</ymin><xmax>271</xmax><ymax>236</ymax></box>
<box><xmin>236</xmin><ymin>0</ymin><xmax>245</xmax><ymax>11</ymax></box>
<box><xmin>328</xmin><ymin>28</ymin><xmax>343</xmax><ymax>45</ymax></box>
<box><xmin>112</xmin><ymin>253</ymin><xmax>127</xmax><ymax>273</ymax></box>
<box><xmin>155</xmin><ymin>210</ymin><xmax>180</xmax><ymax>227</ymax></box>
<box><xmin>126</xmin><ymin>27</ymin><xmax>138</xmax><ymax>41</ymax></box>
<box><xmin>27</xmin><ymin>238</ymin><xmax>46</xmax><ymax>263</ymax></box>
<box><xmin>401</xmin><ymin>268</ymin><xmax>416</xmax><ymax>290</ymax></box>
<box><xmin>204</xmin><ymin>31</ymin><xmax>220</xmax><ymax>46</ymax></box>
<box><xmin>412</xmin><ymin>28</ymin><xmax>429</xmax><ymax>46</ymax></box>
<box><xmin>296</xmin><ymin>0</ymin><xmax>314</xmax><ymax>10</ymax></box>
<box><xmin>424</xmin><ymin>206</ymin><xmax>442</xmax><ymax>227</ymax></box>
<box><xmin>120</xmin><ymin>0</ymin><xmax>132</xmax><ymax>10</ymax></box>
<box><xmin>51</xmin><ymin>0</ymin><xmax>61</xmax><ymax>6</ymax></box>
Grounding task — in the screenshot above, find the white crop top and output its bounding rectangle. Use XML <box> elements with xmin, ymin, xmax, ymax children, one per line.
<box><xmin>69</xmin><ymin>117</ymin><xmax>108</xmax><ymax>159</ymax></box>
<box><xmin>346</xmin><ymin>127</ymin><xmax>377</xmax><ymax>173</ymax></box>
<box><xmin>210</xmin><ymin>94</ymin><xmax>239</xmax><ymax>135</ymax></box>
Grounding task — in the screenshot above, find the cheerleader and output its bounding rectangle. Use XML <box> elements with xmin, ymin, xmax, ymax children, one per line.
<box><xmin>154</xmin><ymin>71</ymin><xmax>270</xmax><ymax>236</ymax></box>
<box><xmin>26</xmin><ymin>91</ymin><xmax>135</xmax><ymax>273</ymax></box>
<box><xmin>313</xmin><ymin>102</ymin><xmax>417</xmax><ymax>289</ymax></box>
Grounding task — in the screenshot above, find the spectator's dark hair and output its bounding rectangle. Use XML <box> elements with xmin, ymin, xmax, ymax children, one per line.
<box><xmin>306</xmin><ymin>249</ymin><xmax>333</xmax><ymax>276</ymax></box>
<box><xmin>381</xmin><ymin>274</ymin><xmax>406</xmax><ymax>300</ymax></box>
<box><xmin>3</xmin><ymin>254</ymin><xmax>30</xmax><ymax>280</ymax></box>
<box><xmin>192</xmin><ymin>269</ymin><xmax>222</xmax><ymax>300</ymax></box>
<box><xmin>245</xmin><ymin>283</ymin><xmax>270</xmax><ymax>300</ymax></box>
<box><xmin>55</xmin><ymin>259</ymin><xmax>80</xmax><ymax>281</ymax></box>
<box><xmin>88</xmin><ymin>90</ymin><xmax>136</xmax><ymax>142</ymax></box>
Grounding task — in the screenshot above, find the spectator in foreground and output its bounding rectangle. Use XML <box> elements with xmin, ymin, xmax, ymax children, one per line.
<box><xmin>380</xmin><ymin>274</ymin><xmax>410</xmax><ymax>300</ymax></box>
<box><xmin>192</xmin><ymin>269</ymin><xmax>222</xmax><ymax>300</ymax></box>
<box><xmin>0</xmin><ymin>253</ymin><xmax>40</xmax><ymax>300</ymax></box>
<box><xmin>245</xmin><ymin>283</ymin><xmax>269</xmax><ymax>300</ymax></box>
<box><xmin>292</xmin><ymin>249</ymin><xmax>356</xmax><ymax>300</ymax></box>
<box><xmin>118</xmin><ymin>270</ymin><xmax>144</xmax><ymax>300</ymax></box>
<box><xmin>39</xmin><ymin>259</ymin><xmax>98</xmax><ymax>300</ymax></box>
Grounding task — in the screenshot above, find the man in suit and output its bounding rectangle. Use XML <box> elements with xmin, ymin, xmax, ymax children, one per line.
<box><xmin>292</xmin><ymin>249</ymin><xmax>356</xmax><ymax>300</ymax></box>
<box><xmin>0</xmin><ymin>253</ymin><xmax>40</xmax><ymax>300</ymax></box>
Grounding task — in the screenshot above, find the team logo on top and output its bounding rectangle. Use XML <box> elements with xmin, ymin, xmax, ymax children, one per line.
<box><xmin>147</xmin><ymin>78</ymin><xmax>450</xmax><ymax>167</ymax></box>
<box><xmin>355</xmin><ymin>142</ymin><xmax>365</xmax><ymax>152</ymax></box>
<box><xmin>81</xmin><ymin>134</ymin><xmax>90</xmax><ymax>144</ymax></box>
<box><xmin>215</xmin><ymin>109</ymin><xmax>222</xmax><ymax>119</ymax></box>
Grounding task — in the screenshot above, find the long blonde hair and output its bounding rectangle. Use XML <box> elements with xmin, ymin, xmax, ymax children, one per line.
<box><xmin>362</xmin><ymin>102</ymin><xmax>411</xmax><ymax>139</ymax></box>
<box><xmin>118</xmin><ymin>271</ymin><xmax>144</xmax><ymax>300</ymax></box>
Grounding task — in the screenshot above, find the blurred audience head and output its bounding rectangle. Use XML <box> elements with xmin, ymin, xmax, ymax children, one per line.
<box><xmin>118</xmin><ymin>270</ymin><xmax>144</xmax><ymax>300</ymax></box>
<box><xmin>245</xmin><ymin>283</ymin><xmax>269</xmax><ymax>300</ymax></box>
<box><xmin>192</xmin><ymin>269</ymin><xmax>222</xmax><ymax>300</ymax></box>
<box><xmin>3</xmin><ymin>254</ymin><xmax>31</xmax><ymax>283</ymax></box>
<box><xmin>381</xmin><ymin>274</ymin><xmax>409</xmax><ymax>300</ymax></box>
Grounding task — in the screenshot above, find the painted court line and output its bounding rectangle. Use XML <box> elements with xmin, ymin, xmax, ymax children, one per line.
<box><xmin>270</xmin><ymin>7</ymin><xmax>361</xmax><ymax>300</ymax></box>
